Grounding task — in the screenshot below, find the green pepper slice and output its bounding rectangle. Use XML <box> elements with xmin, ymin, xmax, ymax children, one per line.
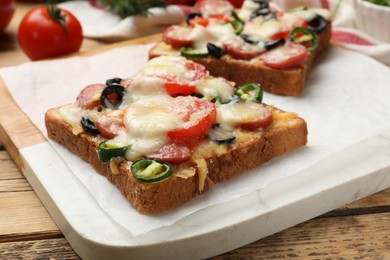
<box><xmin>131</xmin><ymin>158</ymin><xmax>172</xmax><ymax>183</ymax></box>
<box><xmin>289</xmin><ymin>27</ymin><xmax>318</xmax><ymax>52</ymax></box>
<box><xmin>229</xmin><ymin>20</ymin><xmax>244</xmax><ymax>35</ymax></box>
<box><xmin>288</xmin><ymin>6</ymin><xmax>308</xmax><ymax>12</ymax></box>
<box><xmin>180</xmin><ymin>47</ymin><xmax>209</xmax><ymax>58</ymax></box>
<box><xmin>235</xmin><ymin>83</ymin><xmax>263</xmax><ymax>103</ymax></box>
<box><xmin>97</xmin><ymin>140</ymin><xmax>130</xmax><ymax>162</ymax></box>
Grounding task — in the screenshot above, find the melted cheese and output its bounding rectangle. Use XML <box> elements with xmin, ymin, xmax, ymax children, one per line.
<box><xmin>190</xmin><ymin>23</ymin><xmax>237</xmax><ymax>50</ymax></box>
<box><xmin>195</xmin><ymin>77</ymin><xmax>235</xmax><ymax>103</ymax></box>
<box><xmin>194</xmin><ymin>158</ymin><xmax>208</xmax><ymax>192</ymax></box>
<box><xmin>121</xmin><ymin>95</ymin><xmax>182</xmax><ymax>160</ymax></box>
<box><xmin>239</xmin><ymin>0</ymin><xmax>261</xmax><ymax>21</ymax></box>
<box><xmin>217</xmin><ymin>102</ymin><xmax>262</xmax><ymax>129</ymax></box>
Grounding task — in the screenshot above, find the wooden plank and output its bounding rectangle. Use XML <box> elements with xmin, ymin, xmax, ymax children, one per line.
<box><xmin>0</xmin><ymin>238</ymin><xmax>79</xmax><ymax>259</ymax></box>
<box><xmin>0</xmin><ymin>213</ymin><xmax>389</xmax><ymax>259</ymax></box>
<box><xmin>0</xmin><ymin>191</ymin><xmax>59</xmax><ymax>237</ymax></box>
<box><xmin>214</xmin><ymin>212</ymin><xmax>390</xmax><ymax>259</ymax></box>
<box><xmin>0</xmin><ymin>150</ymin><xmax>23</xmax><ymax>179</ymax></box>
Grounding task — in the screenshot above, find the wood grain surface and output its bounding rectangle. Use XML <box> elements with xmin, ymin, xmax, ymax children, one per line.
<box><xmin>1</xmin><ymin>2</ymin><xmax>390</xmax><ymax>259</ymax></box>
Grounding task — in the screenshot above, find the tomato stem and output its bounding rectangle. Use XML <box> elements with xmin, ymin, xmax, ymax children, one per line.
<box><xmin>47</xmin><ymin>3</ymin><xmax>68</xmax><ymax>37</ymax></box>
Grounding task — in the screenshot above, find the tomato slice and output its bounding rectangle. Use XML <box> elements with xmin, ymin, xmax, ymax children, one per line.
<box><xmin>76</xmin><ymin>84</ymin><xmax>106</xmax><ymax>109</ymax></box>
<box><xmin>261</xmin><ymin>42</ymin><xmax>308</xmax><ymax>69</ymax></box>
<box><xmin>164</xmin><ymin>83</ymin><xmax>196</xmax><ymax>96</ymax></box>
<box><xmin>167</xmin><ymin>96</ymin><xmax>216</xmax><ymax>141</ymax></box>
<box><xmin>147</xmin><ymin>142</ymin><xmax>192</xmax><ymax>164</ymax></box>
<box><xmin>189</xmin><ymin>16</ymin><xmax>209</xmax><ymax>27</ymax></box>
<box><xmin>194</xmin><ymin>0</ymin><xmax>234</xmax><ymax>16</ymax></box>
<box><xmin>96</xmin><ymin>110</ymin><xmax>125</xmax><ymax>139</ymax></box>
<box><xmin>272</xmin><ymin>15</ymin><xmax>307</xmax><ymax>40</ymax></box>
<box><xmin>161</xmin><ymin>61</ymin><xmax>206</xmax><ymax>96</ymax></box>
<box><xmin>162</xmin><ymin>25</ymin><xmax>193</xmax><ymax>48</ymax></box>
<box><xmin>224</xmin><ymin>38</ymin><xmax>264</xmax><ymax>60</ymax></box>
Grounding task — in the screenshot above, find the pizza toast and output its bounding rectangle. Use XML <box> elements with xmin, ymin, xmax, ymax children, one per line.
<box><xmin>45</xmin><ymin>55</ymin><xmax>308</xmax><ymax>214</ymax></box>
<box><xmin>148</xmin><ymin>0</ymin><xmax>332</xmax><ymax>96</ymax></box>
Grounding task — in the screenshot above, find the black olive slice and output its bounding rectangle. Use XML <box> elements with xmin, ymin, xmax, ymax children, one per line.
<box><xmin>81</xmin><ymin>117</ymin><xmax>99</xmax><ymax>135</ymax></box>
<box><xmin>253</xmin><ymin>0</ymin><xmax>269</xmax><ymax>9</ymax></box>
<box><xmin>207</xmin><ymin>42</ymin><xmax>225</xmax><ymax>58</ymax></box>
<box><xmin>240</xmin><ymin>33</ymin><xmax>266</xmax><ymax>45</ymax></box>
<box><xmin>250</xmin><ymin>8</ymin><xmax>271</xmax><ymax>20</ymax></box>
<box><xmin>307</xmin><ymin>14</ymin><xmax>327</xmax><ymax>34</ymax></box>
<box><xmin>106</xmin><ymin>77</ymin><xmax>122</xmax><ymax>86</ymax></box>
<box><xmin>208</xmin><ymin>124</ymin><xmax>236</xmax><ymax>144</ymax></box>
<box><xmin>186</xmin><ymin>12</ymin><xmax>202</xmax><ymax>25</ymax></box>
<box><xmin>263</xmin><ymin>11</ymin><xmax>276</xmax><ymax>21</ymax></box>
<box><xmin>100</xmin><ymin>84</ymin><xmax>126</xmax><ymax>109</ymax></box>
<box><xmin>264</xmin><ymin>38</ymin><xmax>286</xmax><ymax>51</ymax></box>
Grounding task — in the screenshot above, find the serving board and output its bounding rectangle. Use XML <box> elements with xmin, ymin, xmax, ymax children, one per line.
<box><xmin>1</xmin><ymin>36</ymin><xmax>390</xmax><ymax>259</ymax></box>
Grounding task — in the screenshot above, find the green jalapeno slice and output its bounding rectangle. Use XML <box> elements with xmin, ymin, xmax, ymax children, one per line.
<box><xmin>235</xmin><ymin>83</ymin><xmax>263</xmax><ymax>103</ymax></box>
<box><xmin>97</xmin><ymin>140</ymin><xmax>130</xmax><ymax>162</ymax></box>
<box><xmin>229</xmin><ymin>20</ymin><xmax>244</xmax><ymax>35</ymax></box>
<box><xmin>289</xmin><ymin>27</ymin><xmax>318</xmax><ymax>52</ymax></box>
<box><xmin>180</xmin><ymin>47</ymin><xmax>209</xmax><ymax>58</ymax></box>
<box><xmin>131</xmin><ymin>158</ymin><xmax>172</xmax><ymax>183</ymax></box>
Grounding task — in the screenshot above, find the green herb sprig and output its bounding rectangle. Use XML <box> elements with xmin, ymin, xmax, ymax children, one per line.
<box><xmin>96</xmin><ymin>0</ymin><xmax>167</xmax><ymax>18</ymax></box>
<box><xmin>364</xmin><ymin>0</ymin><xmax>390</xmax><ymax>7</ymax></box>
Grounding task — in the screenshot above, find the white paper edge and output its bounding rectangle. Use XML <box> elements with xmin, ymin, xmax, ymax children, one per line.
<box><xmin>20</xmin><ymin>128</ymin><xmax>390</xmax><ymax>259</ymax></box>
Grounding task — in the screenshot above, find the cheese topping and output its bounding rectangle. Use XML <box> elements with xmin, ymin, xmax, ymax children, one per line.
<box><xmin>122</xmin><ymin>95</ymin><xmax>182</xmax><ymax>160</ymax></box>
<box><xmin>195</xmin><ymin>77</ymin><xmax>235</xmax><ymax>103</ymax></box>
<box><xmin>190</xmin><ymin>23</ymin><xmax>237</xmax><ymax>50</ymax></box>
<box><xmin>217</xmin><ymin>102</ymin><xmax>262</xmax><ymax>129</ymax></box>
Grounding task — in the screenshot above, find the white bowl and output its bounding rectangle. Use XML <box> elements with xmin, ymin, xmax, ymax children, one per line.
<box><xmin>354</xmin><ymin>0</ymin><xmax>390</xmax><ymax>43</ymax></box>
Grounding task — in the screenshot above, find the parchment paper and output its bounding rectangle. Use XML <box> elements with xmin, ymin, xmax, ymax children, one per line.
<box><xmin>1</xmin><ymin>43</ymin><xmax>390</xmax><ymax>236</ymax></box>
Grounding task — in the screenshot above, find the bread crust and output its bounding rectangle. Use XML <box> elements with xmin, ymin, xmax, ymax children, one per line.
<box><xmin>149</xmin><ymin>23</ymin><xmax>332</xmax><ymax>96</ymax></box>
<box><xmin>45</xmin><ymin>106</ymin><xmax>307</xmax><ymax>215</ymax></box>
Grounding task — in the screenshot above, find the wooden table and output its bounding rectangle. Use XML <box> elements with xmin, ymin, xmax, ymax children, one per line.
<box><xmin>1</xmin><ymin>3</ymin><xmax>390</xmax><ymax>259</ymax></box>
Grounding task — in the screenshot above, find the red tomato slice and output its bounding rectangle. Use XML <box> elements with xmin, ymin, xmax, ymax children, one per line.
<box><xmin>96</xmin><ymin>110</ymin><xmax>125</xmax><ymax>139</ymax></box>
<box><xmin>272</xmin><ymin>15</ymin><xmax>307</xmax><ymax>41</ymax></box>
<box><xmin>162</xmin><ymin>25</ymin><xmax>193</xmax><ymax>48</ymax></box>
<box><xmin>189</xmin><ymin>16</ymin><xmax>209</xmax><ymax>27</ymax></box>
<box><xmin>161</xmin><ymin>61</ymin><xmax>206</xmax><ymax>96</ymax></box>
<box><xmin>261</xmin><ymin>42</ymin><xmax>308</xmax><ymax>69</ymax></box>
<box><xmin>167</xmin><ymin>96</ymin><xmax>216</xmax><ymax>141</ymax></box>
<box><xmin>224</xmin><ymin>38</ymin><xmax>264</xmax><ymax>60</ymax></box>
<box><xmin>147</xmin><ymin>142</ymin><xmax>192</xmax><ymax>164</ymax></box>
<box><xmin>164</xmin><ymin>83</ymin><xmax>196</xmax><ymax>96</ymax></box>
<box><xmin>194</xmin><ymin>0</ymin><xmax>234</xmax><ymax>16</ymax></box>
<box><xmin>238</xmin><ymin>103</ymin><xmax>273</xmax><ymax>130</ymax></box>
<box><xmin>76</xmin><ymin>84</ymin><xmax>106</xmax><ymax>109</ymax></box>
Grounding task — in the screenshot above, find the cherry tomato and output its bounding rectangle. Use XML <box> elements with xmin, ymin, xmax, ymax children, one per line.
<box><xmin>272</xmin><ymin>15</ymin><xmax>307</xmax><ymax>41</ymax></box>
<box><xmin>194</xmin><ymin>0</ymin><xmax>234</xmax><ymax>15</ymax></box>
<box><xmin>168</xmin><ymin>96</ymin><xmax>216</xmax><ymax>141</ymax></box>
<box><xmin>162</xmin><ymin>25</ymin><xmax>193</xmax><ymax>48</ymax></box>
<box><xmin>76</xmin><ymin>84</ymin><xmax>106</xmax><ymax>109</ymax></box>
<box><xmin>161</xmin><ymin>61</ymin><xmax>206</xmax><ymax>96</ymax></box>
<box><xmin>18</xmin><ymin>6</ymin><xmax>83</xmax><ymax>60</ymax></box>
<box><xmin>189</xmin><ymin>16</ymin><xmax>209</xmax><ymax>27</ymax></box>
<box><xmin>147</xmin><ymin>142</ymin><xmax>192</xmax><ymax>164</ymax></box>
<box><xmin>96</xmin><ymin>110</ymin><xmax>125</xmax><ymax>139</ymax></box>
<box><xmin>227</xmin><ymin>0</ymin><xmax>244</xmax><ymax>8</ymax></box>
<box><xmin>0</xmin><ymin>0</ymin><xmax>15</xmax><ymax>32</ymax></box>
<box><xmin>224</xmin><ymin>38</ymin><xmax>264</xmax><ymax>60</ymax></box>
<box><xmin>261</xmin><ymin>42</ymin><xmax>308</xmax><ymax>69</ymax></box>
